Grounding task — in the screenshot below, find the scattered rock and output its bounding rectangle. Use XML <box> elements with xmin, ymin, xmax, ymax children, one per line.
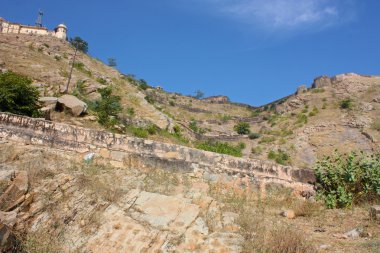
<box><xmin>359</xmin><ymin>102</ymin><xmax>374</xmax><ymax>112</ymax></box>
<box><xmin>296</xmin><ymin>85</ymin><xmax>307</xmax><ymax>95</ymax></box>
<box><xmin>312</xmin><ymin>75</ymin><xmax>331</xmax><ymax>89</ymax></box>
<box><xmin>344</xmin><ymin>228</ymin><xmax>363</xmax><ymax>238</ymax></box>
<box><xmin>203</xmin><ymin>95</ymin><xmax>230</xmax><ymax>103</ymax></box>
<box><xmin>280</xmin><ymin>210</ymin><xmax>296</xmax><ymax>219</ymax></box>
<box><xmin>40</xmin><ymin>103</ymin><xmax>56</xmax><ymax>120</ymax></box>
<box><xmin>57</xmin><ymin>95</ymin><xmax>87</xmax><ymax>116</ymax></box>
<box><xmin>84</xmin><ymin>152</ymin><xmax>95</xmax><ymax>162</ymax></box>
<box><xmin>369</xmin><ymin>205</ymin><xmax>380</xmax><ymax>222</ymax></box>
<box><xmin>373</xmin><ymin>97</ymin><xmax>380</xmax><ymax>103</ymax></box>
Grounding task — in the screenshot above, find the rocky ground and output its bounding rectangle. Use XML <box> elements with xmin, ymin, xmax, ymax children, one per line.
<box><xmin>0</xmin><ymin>140</ymin><xmax>379</xmax><ymax>253</ymax></box>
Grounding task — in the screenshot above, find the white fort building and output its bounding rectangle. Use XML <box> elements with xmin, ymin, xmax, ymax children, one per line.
<box><xmin>0</xmin><ymin>15</ymin><xmax>67</xmax><ymax>40</ymax></box>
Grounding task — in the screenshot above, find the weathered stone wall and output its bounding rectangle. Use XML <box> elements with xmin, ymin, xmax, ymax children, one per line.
<box><xmin>0</xmin><ymin>112</ymin><xmax>315</xmax><ymax>193</ymax></box>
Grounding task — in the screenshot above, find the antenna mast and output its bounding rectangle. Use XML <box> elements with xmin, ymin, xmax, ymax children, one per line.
<box><xmin>35</xmin><ymin>10</ymin><xmax>43</xmax><ymax>27</ymax></box>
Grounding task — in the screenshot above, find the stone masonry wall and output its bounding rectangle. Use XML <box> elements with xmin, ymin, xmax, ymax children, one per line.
<box><xmin>0</xmin><ymin>112</ymin><xmax>315</xmax><ymax>193</ymax></box>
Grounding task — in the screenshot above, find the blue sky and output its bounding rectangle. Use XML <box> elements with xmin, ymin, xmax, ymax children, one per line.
<box><xmin>2</xmin><ymin>0</ymin><xmax>380</xmax><ymax>106</ymax></box>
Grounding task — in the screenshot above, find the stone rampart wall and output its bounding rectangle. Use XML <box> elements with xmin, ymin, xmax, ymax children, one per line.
<box><xmin>0</xmin><ymin>113</ymin><xmax>315</xmax><ymax>193</ymax></box>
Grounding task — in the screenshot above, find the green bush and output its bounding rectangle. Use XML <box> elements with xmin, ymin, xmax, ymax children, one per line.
<box><xmin>234</xmin><ymin>122</ymin><xmax>251</xmax><ymax>135</ymax></box>
<box><xmin>308</xmin><ymin>107</ymin><xmax>319</xmax><ymax>117</ymax></box>
<box><xmin>311</xmin><ymin>88</ymin><xmax>325</xmax><ymax>93</ymax></box>
<box><xmin>315</xmin><ymin>151</ymin><xmax>380</xmax><ymax>209</ymax></box>
<box><xmin>169</xmin><ymin>100</ymin><xmax>175</xmax><ymax>106</ymax></box>
<box><xmin>296</xmin><ymin>113</ymin><xmax>308</xmax><ymax>125</ymax></box>
<box><xmin>96</xmin><ymin>78</ymin><xmax>107</xmax><ymax>85</ymax></box>
<box><xmin>258</xmin><ymin>136</ymin><xmax>276</xmax><ymax>144</ymax></box>
<box><xmin>173</xmin><ymin>125</ymin><xmax>181</xmax><ymax>134</ymax></box>
<box><xmin>129</xmin><ymin>126</ymin><xmax>149</xmax><ymax>138</ymax></box>
<box><xmin>340</xmin><ymin>98</ymin><xmax>354</xmax><ymax>109</ymax></box>
<box><xmin>138</xmin><ymin>79</ymin><xmax>151</xmax><ymax>90</ymax></box>
<box><xmin>189</xmin><ymin>119</ymin><xmax>206</xmax><ymax>134</ymax></box>
<box><xmin>196</xmin><ymin>141</ymin><xmax>244</xmax><ymax>157</ymax></box>
<box><xmin>144</xmin><ymin>95</ymin><xmax>155</xmax><ymax>104</ymax></box>
<box><xmin>248</xmin><ymin>132</ymin><xmax>261</xmax><ymax>140</ymax></box>
<box><xmin>91</xmin><ymin>87</ymin><xmax>122</xmax><ymax>127</ymax></box>
<box><xmin>0</xmin><ymin>71</ymin><xmax>40</xmax><ymax>117</ymax></box>
<box><xmin>268</xmin><ymin>150</ymin><xmax>291</xmax><ymax>165</ymax></box>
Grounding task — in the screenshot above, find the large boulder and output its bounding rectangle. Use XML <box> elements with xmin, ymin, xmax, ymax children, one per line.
<box><xmin>312</xmin><ymin>76</ymin><xmax>331</xmax><ymax>89</ymax></box>
<box><xmin>57</xmin><ymin>95</ymin><xmax>87</xmax><ymax>116</ymax></box>
<box><xmin>296</xmin><ymin>85</ymin><xmax>307</xmax><ymax>95</ymax></box>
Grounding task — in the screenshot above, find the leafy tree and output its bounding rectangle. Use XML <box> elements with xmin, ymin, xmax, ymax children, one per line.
<box><xmin>234</xmin><ymin>122</ymin><xmax>251</xmax><ymax>135</ymax></box>
<box><xmin>92</xmin><ymin>87</ymin><xmax>122</xmax><ymax>127</ymax></box>
<box><xmin>0</xmin><ymin>71</ymin><xmax>40</xmax><ymax>116</ymax></box>
<box><xmin>69</xmin><ymin>37</ymin><xmax>88</xmax><ymax>53</ymax></box>
<box><xmin>108</xmin><ymin>58</ymin><xmax>117</xmax><ymax>67</ymax></box>
<box><xmin>194</xmin><ymin>90</ymin><xmax>204</xmax><ymax>99</ymax></box>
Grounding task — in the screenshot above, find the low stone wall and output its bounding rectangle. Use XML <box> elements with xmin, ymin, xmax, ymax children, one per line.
<box><xmin>0</xmin><ymin>112</ymin><xmax>315</xmax><ymax>193</ymax></box>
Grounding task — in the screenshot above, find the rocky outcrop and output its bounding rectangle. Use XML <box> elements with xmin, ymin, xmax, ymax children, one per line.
<box><xmin>56</xmin><ymin>95</ymin><xmax>87</xmax><ymax>116</ymax></box>
<box><xmin>296</xmin><ymin>85</ymin><xmax>307</xmax><ymax>95</ymax></box>
<box><xmin>331</xmin><ymin>73</ymin><xmax>360</xmax><ymax>83</ymax></box>
<box><xmin>203</xmin><ymin>96</ymin><xmax>230</xmax><ymax>104</ymax></box>
<box><xmin>312</xmin><ymin>75</ymin><xmax>331</xmax><ymax>89</ymax></box>
<box><xmin>0</xmin><ymin>112</ymin><xmax>315</xmax><ymax>194</ymax></box>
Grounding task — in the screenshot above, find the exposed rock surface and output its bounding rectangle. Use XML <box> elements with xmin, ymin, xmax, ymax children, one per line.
<box><xmin>296</xmin><ymin>85</ymin><xmax>307</xmax><ymax>95</ymax></box>
<box><xmin>203</xmin><ymin>96</ymin><xmax>230</xmax><ymax>104</ymax></box>
<box><xmin>312</xmin><ymin>75</ymin><xmax>331</xmax><ymax>88</ymax></box>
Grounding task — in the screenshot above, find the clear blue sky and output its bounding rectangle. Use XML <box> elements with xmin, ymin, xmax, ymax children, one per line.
<box><xmin>2</xmin><ymin>0</ymin><xmax>380</xmax><ymax>106</ymax></box>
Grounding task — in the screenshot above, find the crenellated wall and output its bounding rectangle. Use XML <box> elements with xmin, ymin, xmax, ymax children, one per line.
<box><xmin>0</xmin><ymin>112</ymin><xmax>315</xmax><ymax>193</ymax></box>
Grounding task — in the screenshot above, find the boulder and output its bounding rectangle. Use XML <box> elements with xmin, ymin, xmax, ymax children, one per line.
<box><xmin>369</xmin><ymin>205</ymin><xmax>380</xmax><ymax>222</ymax></box>
<box><xmin>38</xmin><ymin>97</ymin><xmax>58</xmax><ymax>106</ymax></box>
<box><xmin>312</xmin><ymin>76</ymin><xmax>331</xmax><ymax>89</ymax></box>
<box><xmin>40</xmin><ymin>103</ymin><xmax>56</xmax><ymax>120</ymax></box>
<box><xmin>296</xmin><ymin>85</ymin><xmax>307</xmax><ymax>95</ymax></box>
<box><xmin>57</xmin><ymin>95</ymin><xmax>87</xmax><ymax>116</ymax></box>
<box><xmin>87</xmin><ymin>92</ymin><xmax>101</xmax><ymax>101</ymax></box>
<box><xmin>280</xmin><ymin>210</ymin><xmax>295</xmax><ymax>219</ymax></box>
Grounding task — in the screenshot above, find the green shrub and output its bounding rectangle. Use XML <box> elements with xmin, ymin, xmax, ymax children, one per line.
<box><xmin>189</xmin><ymin>119</ymin><xmax>206</xmax><ymax>134</ymax></box>
<box><xmin>169</xmin><ymin>100</ymin><xmax>175</xmax><ymax>106</ymax></box>
<box><xmin>146</xmin><ymin>124</ymin><xmax>159</xmax><ymax>135</ymax></box>
<box><xmin>315</xmin><ymin>151</ymin><xmax>380</xmax><ymax>209</ymax></box>
<box><xmin>340</xmin><ymin>98</ymin><xmax>354</xmax><ymax>109</ymax></box>
<box><xmin>322</xmin><ymin>102</ymin><xmax>327</xmax><ymax>109</ymax></box>
<box><xmin>126</xmin><ymin>107</ymin><xmax>135</xmax><ymax>117</ymax></box>
<box><xmin>127</xmin><ymin>126</ymin><xmax>149</xmax><ymax>138</ymax></box>
<box><xmin>54</xmin><ymin>55</ymin><xmax>62</xmax><ymax>61</ymax></box>
<box><xmin>311</xmin><ymin>88</ymin><xmax>325</xmax><ymax>93</ymax></box>
<box><xmin>268</xmin><ymin>150</ymin><xmax>291</xmax><ymax>165</ymax></box>
<box><xmin>259</xmin><ymin>136</ymin><xmax>276</xmax><ymax>144</ymax></box>
<box><xmin>308</xmin><ymin>107</ymin><xmax>319</xmax><ymax>117</ymax></box>
<box><xmin>144</xmin><ymin>95</ymin><xmax>155</xmax><ymax>104</ymax></box>
<box><xmin>249</xmin><ymin>133</ymin><xmax>261</xmax><ymax>140</ymax></box>
<box><xmin>138</xmin><ymin>79</ymin><xmax>150</xmax><ymax>90</ymax></box>
<box><xmin>234</xmin><ymin>122</ymin><xmax>251</xmax><ymax>135</ymax></box>
<box><xmin>173</xmin><ymin>125</ymin><xmax>181</xmax><ymax>134</ymax></box>
<box><xmin>196</xmin><ymin>141</ymin><xmax>244</xmax><ymax>157</ymax></box>
<box><xmin>96</xmin><ymin>78</ymin><xmax>107</xmax><ymax>85</ymax></box>
<box><xmin>91</xmin><ymin>87</ymin><xmax>122</xmax><ymax>127</ymax></box>
<box><xmin>0</xmin><ymin>71</ymin><xmax>40</xmax><ymax>117</ymax></box>
<box><xmin>251</xmin><ymin>146</ymin><xmax>263</xmax><ymax>155</ymax></box>
<box><xmin>296</xmin><ymin>113</ymin><xmax>308</xmax><ymax>125</ymax></box>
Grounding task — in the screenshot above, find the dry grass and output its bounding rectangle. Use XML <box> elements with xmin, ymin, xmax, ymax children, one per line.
<box><xmin>142</xmin><ymin>168</ymin><xmax>180</xmax><ymax>195</ymax></box>
<box><xmin>21</xmin><ymin>229</ymin><xmax>63</xmax><ymax>253</ymax></box>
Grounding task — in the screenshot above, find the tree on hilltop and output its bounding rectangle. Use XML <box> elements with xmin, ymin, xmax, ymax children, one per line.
<box><xmin>69</xmin><ymin>37</ymin><xmax>88</xmax><ymax>53</ymax></box>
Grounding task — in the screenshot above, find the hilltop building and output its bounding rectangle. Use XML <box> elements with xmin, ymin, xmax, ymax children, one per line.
<box><xmin>0</xmin><ymin>17</ymin><xmax>67</xmax><ymax>40</ymax></box>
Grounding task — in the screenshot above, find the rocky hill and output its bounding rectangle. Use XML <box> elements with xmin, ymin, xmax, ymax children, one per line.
<box><xmin>1</xmin><ymin>33</ymin><xmax>380</xmax><ymax>252</ymax></box>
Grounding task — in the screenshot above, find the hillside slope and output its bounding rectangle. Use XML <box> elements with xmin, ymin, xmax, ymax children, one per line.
<box><xmin>1</xmin><ymin>33</ymin><xmax>379</xmax><ymax>169</ymax></box>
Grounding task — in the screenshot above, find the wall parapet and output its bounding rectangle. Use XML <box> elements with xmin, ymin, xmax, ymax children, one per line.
<box><xmin>0</xmin><ymin>112</ymin><xmax>315</xmax><ymax>193</ymax></box>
